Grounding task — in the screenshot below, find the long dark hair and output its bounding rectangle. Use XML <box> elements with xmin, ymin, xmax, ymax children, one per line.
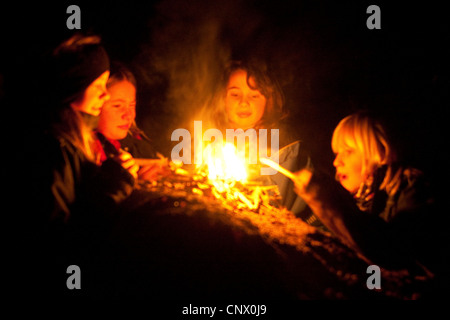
<box><xmin>201</xmin><ymin>59</ymin><xmax>287</xmax><ymax>131</ymax></box>
<box><xmin>48</xmin><ymin>34</ymin><xmax>109</xmax><ymax>161</ymax></box>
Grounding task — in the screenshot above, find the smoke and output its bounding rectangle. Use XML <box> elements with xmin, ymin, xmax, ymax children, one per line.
<box><xmin>132</xmin><ymin>0</ymin><xmax>281</xmax><ymax>155</ymax></box>
<box><xmin>150</xmin><ymin>17</ymin><xmax>227</xmax><ymax>117</ymax></box>
<box><xmin>132</xmin><ymin>0</ymin><xmax>322</xmax><ymax>157</ymax></box>
<box><xmin>132</xmin><ymin>0</ymin><xmax>232</xmax><ymax>155</ymax></box>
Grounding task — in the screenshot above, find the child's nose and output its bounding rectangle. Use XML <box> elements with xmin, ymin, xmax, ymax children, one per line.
<box><xmin>239</xmin><ymin>97</ymin><xmax>250</xmax><ymax>107</ymax></box>
<box><xmin>333</xmin><ymin>154</ymin><xmax>342</xmax><ymax>167</ymax></box>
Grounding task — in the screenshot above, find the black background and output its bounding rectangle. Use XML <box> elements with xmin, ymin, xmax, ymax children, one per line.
<box><xmin>2</xmin><ymin>0</ymin><xmax>449</xmax><ymax>180</ymax></box>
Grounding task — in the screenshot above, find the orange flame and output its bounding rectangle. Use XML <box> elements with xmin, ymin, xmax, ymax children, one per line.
<box><xmin>190</xmin><ymin>141</ymin><xmax>276</xmax><ymax>212</ymax></box>
<box><xmin>203</xmin><ymin>142</ymin><xmax>248</xmax><ymax>182</ymax></box>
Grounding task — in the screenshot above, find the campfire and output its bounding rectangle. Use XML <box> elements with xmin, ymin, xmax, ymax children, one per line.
<box><xmin>197</xmin><ymin>142</ymin><xmax>279</xmax><ymax>212</ymax></box>
<box><xmin>138</xmin><ymin>141</ymin><xmax>319</xmax><ymax>250</ymax></box>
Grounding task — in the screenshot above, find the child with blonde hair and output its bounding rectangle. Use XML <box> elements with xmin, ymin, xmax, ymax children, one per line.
<box><xmin>294</xmin><ymin>111</ymin><xmax>441</xmax><ymax>276</ymax></box>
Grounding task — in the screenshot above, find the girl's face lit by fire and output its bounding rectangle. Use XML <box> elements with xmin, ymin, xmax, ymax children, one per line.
<box><xmin>225</xmin><ymin>70</ymin><xmax>266</xmax><ymax>130</ymax></box>
<box><xmin>333</xmin><ymin>145</ymin><xmax>364</xmax><ymax>194</ymax></box>
<box><xmin>71</xmin><ymin>71</ymin><xmax>110</xmax><ymax>116</ymax></box>
<box><xmin>98</xmin><ymin>80</ymin><xmax>136</xmax><ymax>140</ymax></box>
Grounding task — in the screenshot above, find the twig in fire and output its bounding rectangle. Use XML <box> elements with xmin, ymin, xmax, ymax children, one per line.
<box><xmin>138</xmin><ymin>160</ymin><xmax>283</xmax><ymax>213</ymax></box>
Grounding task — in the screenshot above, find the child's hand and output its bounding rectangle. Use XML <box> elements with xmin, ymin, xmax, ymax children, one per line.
<box><xmin>136</xmin><ymin>158</ymin><xmax>170</xmax><ymax>181</ymax></box>
<box><xmin>116</xmin><ymin>150</ymin><xmax>139</xmax><ymax>179</ymax></box>
<box><xmin>293</xmin><ymin>169</ymin><xmax>313</xmax><ymax>196</ymax></box>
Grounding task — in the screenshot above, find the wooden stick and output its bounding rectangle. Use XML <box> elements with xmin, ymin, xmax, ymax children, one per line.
<box><xmin>260</xmin><ymin>158</ymin><xmax>297</xmax><ymax>181</ymax></box>
<box><xmin>134</xmin><ymin>158</ymin><xmax>167</xmax><ymax>167</ymax></box>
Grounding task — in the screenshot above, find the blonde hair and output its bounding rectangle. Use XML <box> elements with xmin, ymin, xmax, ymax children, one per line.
<box><xmin>331</xmin><ymin>112</ymin><xmax>402</xmax><ymax>195</ymax></box>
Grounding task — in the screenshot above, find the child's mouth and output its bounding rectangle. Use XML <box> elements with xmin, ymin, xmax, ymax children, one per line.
<box><xmin>237</xmin><ymin>112</ymin><xmax>251</xmax><ymax>118</ymax></box>
<box><xmin>118</xmin><ymin>125</ymin><xmax>130</xmax><ymax>130</ymax></box>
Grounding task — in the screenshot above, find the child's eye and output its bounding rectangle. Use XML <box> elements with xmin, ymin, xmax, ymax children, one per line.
<box><xmin>343</xmin><ymin>148</ymin><xmax>354</xmax><ymax>155</ymax></box>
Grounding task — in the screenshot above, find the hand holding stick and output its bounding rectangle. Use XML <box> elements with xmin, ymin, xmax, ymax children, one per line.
<box><xmin>260</xmin><ymin>157</ymin><xmax>312</xmax><ymax>195</ymax></box>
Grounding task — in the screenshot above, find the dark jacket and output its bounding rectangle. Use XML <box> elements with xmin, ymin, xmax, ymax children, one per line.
<box><xmin>36</xmin><ymin>134</ymin><xmax>135</xmax><ymax>225</ymax></box>
<box><xmin>23</xmin><ymin>132</ymin><xmax>135</xmax><ymax>297</ymax></box>
<box><xmin>298</xmin><ymin>166</ymin><xmax>443</xmax><ymax>274</ymax></box>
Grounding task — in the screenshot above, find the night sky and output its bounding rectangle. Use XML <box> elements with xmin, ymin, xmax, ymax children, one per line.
<box><xmin>2</xmin><ymin>0</ymin><xmax>449</xmax><ymax>178</ymax></box>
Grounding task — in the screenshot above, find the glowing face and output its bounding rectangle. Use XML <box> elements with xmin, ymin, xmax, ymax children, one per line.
<box><xmin>71</xmin><ymin>71</ymin><xmax>110</xmax><ymax>116</ymax></box>
<box><xmin>225</xmin><ymin>70</ymin><xmax>266</xmax><ymax>130</ymax></box>
<box><xmin>333</xmin><ymin>146</ymin><xmax>364</xmax><ymax>193</ymax></box>
<box><xmin>98</xmin><ymin>80</ymin><xmax>136</xmax><ymax>140</ymax></box>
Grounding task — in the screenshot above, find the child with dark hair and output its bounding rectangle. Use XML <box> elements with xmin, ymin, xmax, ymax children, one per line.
<box><xmin>199</xmin><ymin>59</ymin><xmax>317</xmax><ymax>223</ymax></box>
<box><xmin>202</xmin><ymin>60</ymin><xmax>286</xmax><ymax>132</ymax></box>
<box><xmin>96</xmin><ymin>61</ymin><xmax>167</xmax><ymax>181</ymax></box>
